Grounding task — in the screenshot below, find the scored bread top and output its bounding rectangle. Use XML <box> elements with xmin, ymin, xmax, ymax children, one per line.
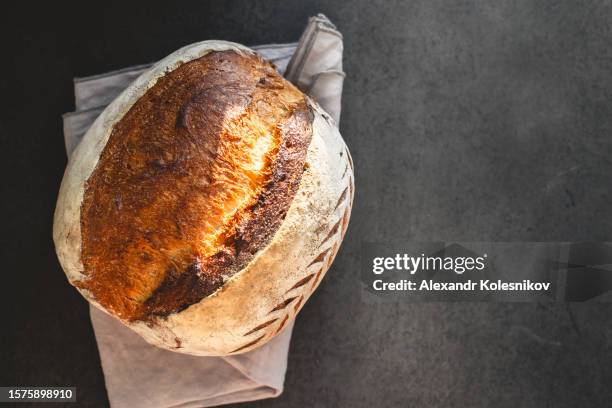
<box><xmin>76</xmin><ymin>50</ymin><xmax>313</xmax><ymax>322</ymax></box>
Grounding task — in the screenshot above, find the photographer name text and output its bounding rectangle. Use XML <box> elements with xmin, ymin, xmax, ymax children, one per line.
<box><xmin>371</xmin><ymin>253</ymin><xmax>551</xmax><ymax>292</ymax></box>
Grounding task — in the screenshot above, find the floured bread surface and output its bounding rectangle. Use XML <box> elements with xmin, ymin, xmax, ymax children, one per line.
<box><xmin>54</xmin><ymin>41</ymin><xmax>354</xmax><ymax>355</ymax></box>
<box><xmin>76</xmin><ymin>50</ymin><xmax>313</xmax><ymax>322</ymax></box>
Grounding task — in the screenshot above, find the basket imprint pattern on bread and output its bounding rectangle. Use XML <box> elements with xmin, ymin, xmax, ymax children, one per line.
<box><xmin>234</xmin><ymin>145</ymin><xmax>354</xmax><ymax>353</ymax></box>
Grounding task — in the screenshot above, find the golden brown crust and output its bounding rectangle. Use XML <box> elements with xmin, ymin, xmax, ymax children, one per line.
<box><xmin>77</xmin><ymin>50</ymin><xmax>313</xmax><ymax>321</ymax></box>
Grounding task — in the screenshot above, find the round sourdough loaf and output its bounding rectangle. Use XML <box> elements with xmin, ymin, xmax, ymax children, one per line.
<box><xmin>53</xmin><ymin>41</ymin><xmax>354</xmax><ymax>356</ymax></box>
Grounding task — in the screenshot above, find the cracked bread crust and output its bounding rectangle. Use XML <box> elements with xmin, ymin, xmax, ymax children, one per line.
<box><xmin>77</xmin><ymin>50</ymin><xmax>313</xmax><ymax>321</ymax></box>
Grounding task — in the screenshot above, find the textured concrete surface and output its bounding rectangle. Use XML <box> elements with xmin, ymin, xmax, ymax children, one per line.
<box><xmin>2</xmin><ymin>1</ymin><xmax>612</xmax><ymax>407</ymax></box>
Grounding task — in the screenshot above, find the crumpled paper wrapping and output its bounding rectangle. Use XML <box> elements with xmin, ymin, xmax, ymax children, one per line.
<box><xmin>61</xmin><ymin>14</ymin><xmax>343</xmax><ymax>408</ymax></box>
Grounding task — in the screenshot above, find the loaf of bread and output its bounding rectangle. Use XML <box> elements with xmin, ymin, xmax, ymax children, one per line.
<box><xmin>53</xmin><ymin>41</ymin><xmax>354</xmax><ymax>356</ymax></box>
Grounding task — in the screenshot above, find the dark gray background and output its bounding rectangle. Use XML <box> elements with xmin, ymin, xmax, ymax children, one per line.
<box><xmin>2</xmin><ymin>0</ymin><xmax>612</xmax><ymax>407</ymax></box>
